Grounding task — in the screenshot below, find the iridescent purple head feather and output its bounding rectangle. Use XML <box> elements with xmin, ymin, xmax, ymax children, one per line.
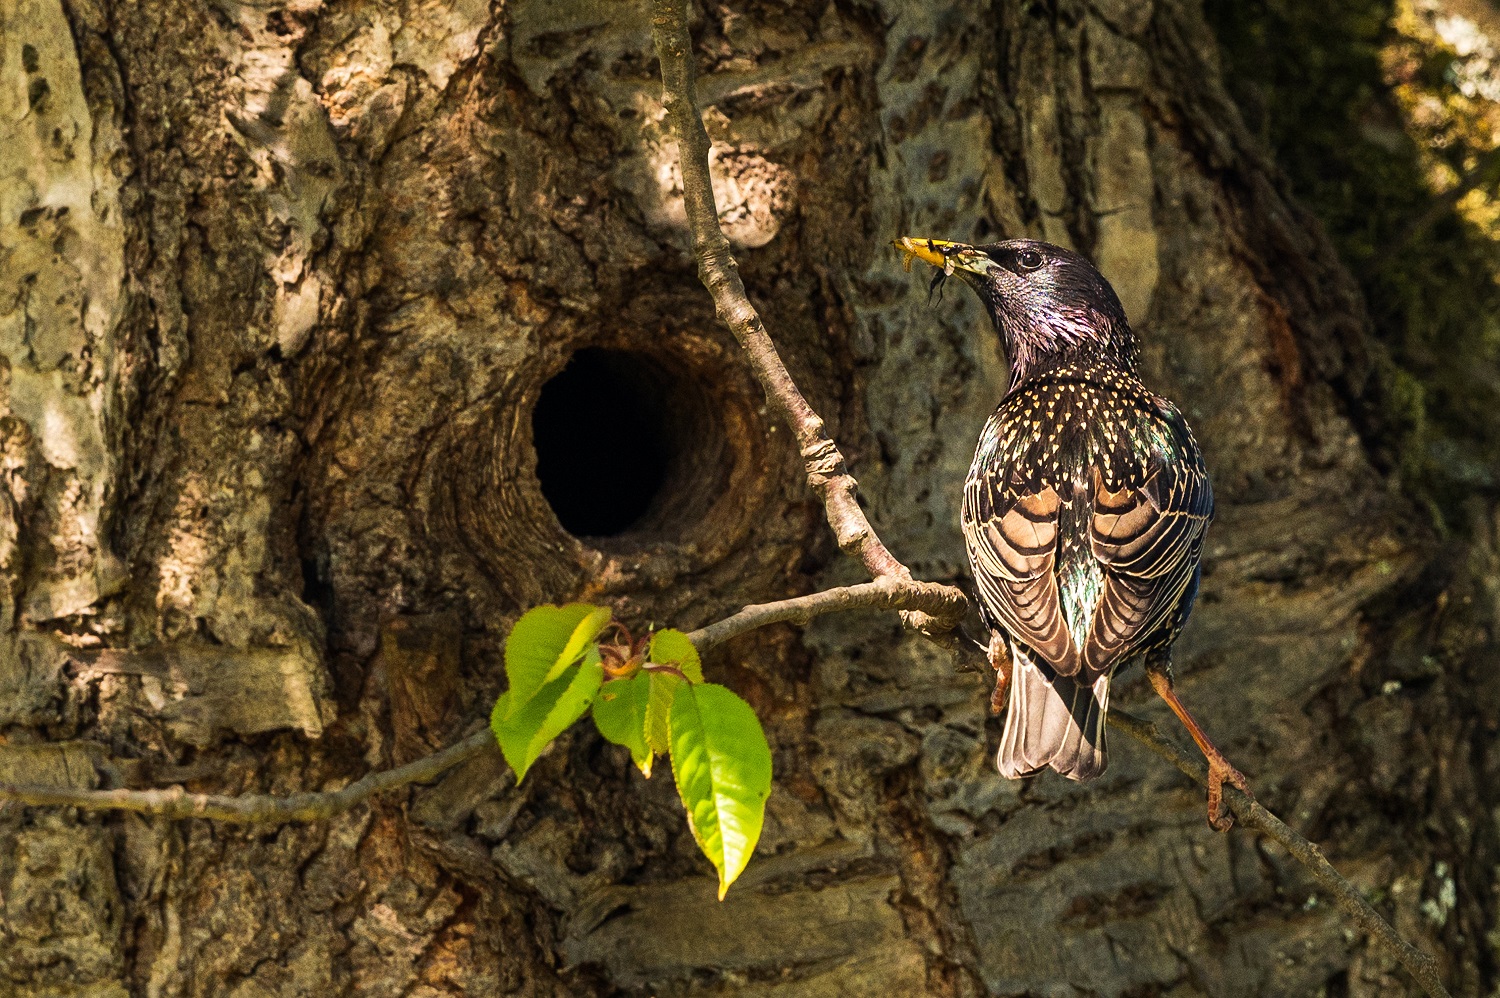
<box><xmin>898</xmin><ymin>237</ymin><xmax>1135</xmax><ymax>388</ymax></box>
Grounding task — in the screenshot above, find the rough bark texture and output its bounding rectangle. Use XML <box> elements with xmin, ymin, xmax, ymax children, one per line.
<box><xmin>0</xmin><ymin>0</ymin><xmax>1494</xmax><ymax>994</ymax></box>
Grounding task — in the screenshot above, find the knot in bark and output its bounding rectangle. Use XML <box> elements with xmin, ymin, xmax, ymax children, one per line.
<box><xmin>800</xmin><ymin>436</ymin><xmax>844</xmax><ymax>478</ymax></box>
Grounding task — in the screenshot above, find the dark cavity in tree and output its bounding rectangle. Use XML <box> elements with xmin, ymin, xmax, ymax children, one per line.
<box><xmin>532</xmin><ymin>347</ymin><xmax>679</xmax><ymax>537</ymax></box>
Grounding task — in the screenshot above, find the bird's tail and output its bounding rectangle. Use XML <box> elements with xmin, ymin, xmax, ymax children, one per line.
<box><xmin>996</xmin><ymin>644</ymin><xmax>1111</xmax><ymax>782</ymax></box>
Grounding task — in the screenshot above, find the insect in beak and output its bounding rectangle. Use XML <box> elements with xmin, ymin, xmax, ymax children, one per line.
<box><xmin>929</xmin><ymin>267</ymin><xmax>949</xmax><ymax>303</ymax></box>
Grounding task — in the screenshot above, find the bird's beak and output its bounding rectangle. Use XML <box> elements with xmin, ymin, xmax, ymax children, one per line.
<box><xmin>892</xmin><ymin>237</ymin><xmax>994</xmax><ymax>277</ymax></box>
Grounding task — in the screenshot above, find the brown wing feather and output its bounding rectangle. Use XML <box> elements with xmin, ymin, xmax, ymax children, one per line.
<box><xmin>1082</xmin><ymin>457</ymin><xmax>1211</xmax><ymax>675</ymax></box>
<box><xmin>963</xmin><ymin>481</ymin><xmax>1082</xmax><ymax>676</ymax></box>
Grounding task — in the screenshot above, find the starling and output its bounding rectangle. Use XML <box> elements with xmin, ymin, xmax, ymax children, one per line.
<box><xmin>897</xmin><ymin>236</ymin><xmax>1251</xmax><ymax>830</ymax></box>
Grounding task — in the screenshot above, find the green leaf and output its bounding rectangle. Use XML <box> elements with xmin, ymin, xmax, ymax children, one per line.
<box><xmin>645</xmin><ymin>672</ymin><xmax>679</xmax><ymax>757</ymax></box>
<box><xmin>503</xmin><ymin>604</ymin><xmax>610</xmax><ymax>718</ymax></box>
<box><xmin>592</xmin><ymin>673</ymin><xmax>653</xmax><ymax>776</ymax></box>
<box><xmin>668</xmin><ymin>683</ymin><xmax>773</xmax><ymax>899</ymax></box>
<box><xmin>551</xmin><ymin>605</ymin><xmax>612</xmax><ymax>683</ymax></box>
<box><xmin>642</xmin><ymin>631</ymin><xmax>700</xmax><ymax>754</ymax></box>
<box><xmin>492</xmin><ymin>648</ymin><xmax>604</xmax><ymax>782</ymax></box>
<box><xmin>648</xmin><ymin>628</ymin><xmax>703</xmax><ymax>682</ymax></box>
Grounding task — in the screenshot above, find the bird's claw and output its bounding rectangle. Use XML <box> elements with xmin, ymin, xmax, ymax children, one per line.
<box><xmin>1205</xmin><ymin>758</ymin><xmax>1252</xmax><ymax>832</ymax></box>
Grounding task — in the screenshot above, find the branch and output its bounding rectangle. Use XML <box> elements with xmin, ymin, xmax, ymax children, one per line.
<box><xmin>0</xmin><ymin>729</ymin><xmax>493</xmax><ymax>823</ymax></box>
<box><xmin>1110</xmin><ymin>710</ymin><xmax>1452</xmax><ymax>998</ymax></box>
<box><xmin>648</xmin><ymin>0</ymin><xmax>966</xmax><ymax>637</ymax></box>
<box><xmin>687</xmin><ymin>578</ymin><xmax>965</xmax><ymax>650</ymax></box>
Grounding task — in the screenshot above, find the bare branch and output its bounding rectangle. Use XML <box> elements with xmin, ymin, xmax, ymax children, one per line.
<box><xmin>647</xmin><ymin>0</ymin><xmax>966</xmax><ymax>637</ymax></box>
<box><xmin>0</xmin><ymin>729</ymin><xmax>493</xmax><ymax>823</ymax></box>
<box><xmin>687</xmin><ymin>578</ymin><xmax>967</xmax><ymax>650</ymax></box>
<box><xmin>1110</xmin><ymin>710</ymin><xmax>1452</xmax><ymax>998</ymax></box>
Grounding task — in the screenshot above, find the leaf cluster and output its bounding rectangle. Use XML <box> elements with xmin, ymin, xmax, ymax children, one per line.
<box><xmin>491</xmin><ymin>604</ymin><xmax>773</xmax><ymax>898</ymax></box>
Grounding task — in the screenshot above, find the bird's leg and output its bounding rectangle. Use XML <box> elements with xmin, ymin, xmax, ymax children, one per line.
<box><xmin>1144</xmin><ymin>652</ymin><xmax>1251</xmax><ymax>831</ymax></box>
<box><xmin>988</xmin><ymin>634</ymin><xmax>1013</xmax><ymax>715</ymax></box>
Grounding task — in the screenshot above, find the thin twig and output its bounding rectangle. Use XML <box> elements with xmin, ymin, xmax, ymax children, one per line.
<box><xmin>687</xmin><ymin>578</ymin><xmax>964</xmax><ymax>650</ymax></box>
<box><xmin>1110</xmin><ymin>710</ymin><xmax>1452</xmax><ymax>998</ymax></box>
<box><xmin>648</xmin><ymin>0</ymin><xmax>966</xmax><ymax>638</ymax></box>
<box><xmin>0</xmin><ymin>729</ymin><xmax>492</xmax><ymax>823</ymax></box>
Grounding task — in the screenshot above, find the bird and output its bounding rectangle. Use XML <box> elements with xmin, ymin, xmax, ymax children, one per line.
<box><xmin>896</xmin><ymin>235</ymin><xmax>1251</xmax><ymax>831</ymax></box>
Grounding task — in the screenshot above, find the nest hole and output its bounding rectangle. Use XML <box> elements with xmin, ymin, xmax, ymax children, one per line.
<box><xmin>532</xmin><ymin>346</ymin><xmax>724</xmax><ymax>541</ymax></box>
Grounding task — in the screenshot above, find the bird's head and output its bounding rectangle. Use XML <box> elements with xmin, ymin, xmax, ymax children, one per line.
<box><xmin>895</xmin><ymin>237</ymin><xmax>1136</xmax><ymax>386</ymax></box>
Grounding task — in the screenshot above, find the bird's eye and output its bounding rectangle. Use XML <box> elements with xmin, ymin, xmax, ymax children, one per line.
<box><xmin>1015</xmin><ymin>249</ymin><xmax>1044</xmax><ymax>271</ymax></box>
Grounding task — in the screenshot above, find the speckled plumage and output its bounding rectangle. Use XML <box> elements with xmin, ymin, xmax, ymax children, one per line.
<box><xmin>964</xmin><ymin>354</ymin><xmax>1213</xmax><ymax>780</ymax></box>
<box><xmin>903</xmin><ymin>237</ymin><xmax>1214</xmax><ymax>784</ymax></box>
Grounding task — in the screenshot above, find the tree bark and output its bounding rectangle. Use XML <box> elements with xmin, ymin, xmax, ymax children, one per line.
<box><xmin>0</xmin><ymin>0</ymin><xmax>1491</xmax><ymax>994</ymax></box>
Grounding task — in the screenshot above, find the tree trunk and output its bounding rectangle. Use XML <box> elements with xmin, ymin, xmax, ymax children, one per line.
<box><xmin>1</xmin><ymin>0</ymin><xmax>1493</xmax><ymax>994</ymax></box>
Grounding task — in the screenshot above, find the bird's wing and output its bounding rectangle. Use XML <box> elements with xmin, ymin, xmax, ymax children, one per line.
<box><xmin>1082</xmin><ymin>413</ymin><xmax>1213</xmax><ymax>676</ymax></box>
<box><xmin>963</xmin><ymin>476</ymin><xmax>1082</xmax><ymax>676</ymax></box>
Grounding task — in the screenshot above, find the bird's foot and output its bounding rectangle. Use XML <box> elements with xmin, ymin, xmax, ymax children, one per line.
<box><xmin>1205</xmin><ymin>754</ymin><xmax>1252</xmax><ymax>832</ymax></box>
